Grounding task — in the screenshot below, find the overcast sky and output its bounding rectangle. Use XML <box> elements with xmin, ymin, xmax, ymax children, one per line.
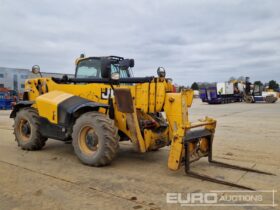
<box><xmin>0</xmin><ymin>0</ymin><xmax>279</xmax><ymax>85</ymax></box>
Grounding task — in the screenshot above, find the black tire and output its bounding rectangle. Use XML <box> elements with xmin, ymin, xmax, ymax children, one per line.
<box><xmin>244</xmin><ymin>95</ymin><xmax>254</xmax><ymax>103</ymax></box>
<box><xmin>265</xmin><ymin>95</ymin><xmax>277</xmax><ymax>103</ymax></box>
<box><xmin>72</xmin><ymin>111</ymin><xmax>119</xmax><ymax>166</ymax></box>
<box><xmin>14</xmin><ymin>107</ymin><xmax>48</xmax><ymax>150</ymax></box>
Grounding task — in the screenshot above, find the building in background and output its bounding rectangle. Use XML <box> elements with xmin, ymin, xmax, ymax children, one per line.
<box><xmin>0</xmin><ymin>67</ymin><xmax>73</xmax><ymax>93</ymax></box>
<box><xmin>0</xmin><ymin>67</ymin><xmax>29</xmax><ymax>93</ymax></box>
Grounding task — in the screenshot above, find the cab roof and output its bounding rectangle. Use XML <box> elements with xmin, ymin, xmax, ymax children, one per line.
<box><xmin>75</xmin><ymin>55</ymin><xmax>124</xmax><ymax>65</ymax></box>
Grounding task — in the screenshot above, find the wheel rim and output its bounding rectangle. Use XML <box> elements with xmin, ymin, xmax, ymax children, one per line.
<box><xmin>18</xmin><ymin>119</ymin><xmax>31</xmax><ymax>141</ymax></box>
<box><xmin>78</xmin><ymin>126</ymin><xmax>99</xmax><ymax>156</ymax></box>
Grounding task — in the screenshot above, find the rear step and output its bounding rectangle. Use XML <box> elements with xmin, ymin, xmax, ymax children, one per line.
<box><xmin>184</xmin><ymin>131</ymin><xmax>275</xmax><ymax>191</ymax></box>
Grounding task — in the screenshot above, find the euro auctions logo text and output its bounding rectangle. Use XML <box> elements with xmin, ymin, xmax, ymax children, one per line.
<box><xmin>167</xmin><ymin>192</ymin><xmax>218</xmax><ymax>205</ymax></box>
<box><xmin>166</xmin><ymin>190</ymin><xmax>277</xmax><ymax>207</ymax></box>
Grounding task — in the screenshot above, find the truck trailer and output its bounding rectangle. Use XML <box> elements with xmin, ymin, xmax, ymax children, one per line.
<box><xmin>200</xmin><ymin>82</ymin><xmax>244</xmax><ymax>104</ymax></box>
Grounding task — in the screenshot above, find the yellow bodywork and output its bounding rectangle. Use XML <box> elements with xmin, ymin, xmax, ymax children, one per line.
<box><xmin>36</xmin><ymin>91</ymin><xmax>73</xmax><ymax>124</ymax></box>
<box><xmin>24</xmin><ymin>76</ymin><xmax>216</xmax><ymax>171</ymax></box>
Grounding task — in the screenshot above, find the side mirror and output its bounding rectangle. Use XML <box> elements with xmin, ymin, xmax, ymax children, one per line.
<box><xmin>101</xmin><ymin>58</ymin><xmax>112</xmax><ymax>79</ymax></box>
<box><xmin>129</xmin><ymin>59</ymin><xmax>135</xmax><ymax>67</ymax></box>
<box><xmin>32</xmin><ymin>65</ymin><xmax>41</xmax><ymax>74</ymax></box>
<box><xmin>119</xmin><ymin>59</ymin><xmax>135</xmax><ymax>69</ymax></box>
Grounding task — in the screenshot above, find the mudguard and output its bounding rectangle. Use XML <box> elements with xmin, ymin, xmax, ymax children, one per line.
<box><xmin>10</xmin><ymin>101</ymin><xmax>34</xmax><ymax>118</ymax></box>
<box><xmin>35</xmin><ymin>90</ymin><xmax>108</xmax><ymax>125</ymax></box>
<box><xmin>57</xmin><ymin>96</ymin><xmax>109</xmax><ymax>125</ymax></box>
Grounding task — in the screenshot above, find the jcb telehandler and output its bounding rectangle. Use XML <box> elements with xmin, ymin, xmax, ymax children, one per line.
<box><xmin>10</xmin><ymin>55</ymin><xmax>273</xmax><ymax>190</ymax></box>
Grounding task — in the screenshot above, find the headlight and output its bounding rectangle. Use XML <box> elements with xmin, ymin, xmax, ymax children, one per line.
<box><xmin>111</xmin><ymin>72</ymin><xmax>120</xmax><ymax>80</ymax></box>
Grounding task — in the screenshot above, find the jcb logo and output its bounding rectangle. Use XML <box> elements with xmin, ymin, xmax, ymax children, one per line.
<box><xmin>101</xmin><ymin>88</ymin><xmax>114</xmax><ymax>100</ymax></box>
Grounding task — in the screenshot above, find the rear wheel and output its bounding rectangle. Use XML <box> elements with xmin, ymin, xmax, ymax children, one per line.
<box><xmin>14</xmin><ymin>107</ymin><xmax>47</xmax><ymax>150</ymax></box>
<box><xmin>266</xmin><ymin>95</ymin><xmax>277</xmax><ymax>103</ymax></box>
<box><xmin>72</xmin><ymin>112</ymin><xmax>119</xmax><ymax>166</ymax></box>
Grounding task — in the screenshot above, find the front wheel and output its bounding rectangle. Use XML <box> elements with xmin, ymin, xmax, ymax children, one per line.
<box><xmin>72</xmin><ymin>112</ymin><xmax>119</xmax><ymax>166</ymax></box>
<box><xmin>244</xmin><ymin>95</ymin><xmax>254</xmax><ymax>103</ymax></box>
<box><xmin>14</xmin><ymin>107</ymin><xmax>48</xmax><ymax>150</ymax></box>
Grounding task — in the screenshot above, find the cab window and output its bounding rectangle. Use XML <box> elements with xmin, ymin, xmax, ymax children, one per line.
<box><xmin>111</xmin><ymin>64</ymin><xmax>130</xmax><ymax>78</ymax></box>
<box><xmin>76</xmin><ymin>58</ymin><xmax>131</xmax><ymax>79</ymax></box>
<box><xmin>76</xmin><ymin>59</ymin><xmax>101</xmax><ymax>78</ymax></box>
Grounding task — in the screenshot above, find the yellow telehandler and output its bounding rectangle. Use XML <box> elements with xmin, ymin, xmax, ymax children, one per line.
<box><xmin>10</xmin><ymin>55</ymin><xmax>273</xmax><ymax>190</ymax></box>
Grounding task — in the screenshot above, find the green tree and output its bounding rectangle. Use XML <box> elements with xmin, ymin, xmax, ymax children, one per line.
<box><xmin>254</xmin><ymin>81</ymin><xmax>263</xmax><ymax>86</ymax></box>
<box><xmin>191</xmin><ymin>82</ymin><xmax>199</xmax><ymax>90</ymax></box>
<box><xmin>268</xmin><ymin>80</ymin><xmax>279</xmax><ymax>91</ymax></box>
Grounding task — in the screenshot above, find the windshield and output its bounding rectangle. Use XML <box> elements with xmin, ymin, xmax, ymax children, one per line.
<box><xmin>76</xmin><ymin>59</ymin><xmax>101</xmax><ymax>78</ymax></box>
<box><xmin>76</xmin><ymin>58</ymin><xmax>131</xmax><ymax>79</ymax></box>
